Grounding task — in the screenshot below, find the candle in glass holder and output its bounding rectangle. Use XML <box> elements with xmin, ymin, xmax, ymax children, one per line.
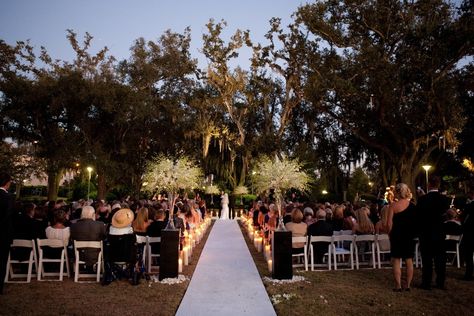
<box><xmin>179</xmin><ymin>258</ymin><xmax>183</xmax><ymax>273</ymax></box>
<box><xmin>183</xmin><ymin>246</ymin><xmax>189</xmax><ymax>265</ymax></box>
<box><xmin>254</xmin><ymin>237</ymin><xmax>261</xmax><ymax>252</ymax></box>
<box><xmin>268</xmin><ymin>259</ymin><xmax>273</xmax><ymax>272</ymax></box>
<box><xmin>254</xmin><ymin>235</ymin><xmax>258</xmax><ymax>249</ymax></box>
<box><xmin>264</xmin><ymin>245</ymin><xmax>271</xmax><ymax>260</ymax></box>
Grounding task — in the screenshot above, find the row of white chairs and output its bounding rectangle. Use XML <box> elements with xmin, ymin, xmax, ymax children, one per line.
<box><xmin>292</xmin><ymin>233</ymin><xmax>463</xmax><ymax>272</ymax></box>
<box><xmin>292</xmin><ymin>234</ymin><xmax>387</xmax><ymax>271</ymax></box>
<box><xmin>4</xmin><ymin>236</ymin><xmax>162</xmax><ymax>283</ymax></box>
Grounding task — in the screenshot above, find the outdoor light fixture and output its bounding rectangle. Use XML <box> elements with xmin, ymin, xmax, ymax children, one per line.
<box><xmin>322</xmin><ymin>190</ymin><xmax>328</xmax><ymax>195</ymax></box>
<box><xmin>422</xmin><ymin>165</ymin><xmax>432</xmax><ymax>193</ymax></box>
<box><xmin>86</xmin><ymin>166</ymin><xmax>93</xmax><ymax>200</ymax></box>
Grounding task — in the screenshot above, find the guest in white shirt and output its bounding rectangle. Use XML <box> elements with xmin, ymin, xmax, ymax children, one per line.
<box><xmin>46</xmin><ymin>209</ymin><xmax>70</xmax><ymax>244</ymax></box>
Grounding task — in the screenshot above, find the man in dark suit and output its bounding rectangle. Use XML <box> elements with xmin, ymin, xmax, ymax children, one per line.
<box><xmin>308</xmin><ymin>209</ymin><xmax>333</xmax><ymax>264</ymax></box>
<box><xmin>0</xmin><ymin>173</ymin><xmax>14</xmax><ymax>294</ymax></box>
<box><xmin>416</xmin><ymin>175</ymin><xmax>451</xmax><ymax>290</ymax></box>
<box><xmin>70</xmin><ymin>205</ymin><xmax>106</xmax><ymax>268</ymax></box>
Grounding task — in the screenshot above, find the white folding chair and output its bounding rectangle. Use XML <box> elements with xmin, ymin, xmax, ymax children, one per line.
<box><xmin>74</xmin><ymin>240</ymin><xmax>103</xmax><ymax>283</ymax></box>
<box><xmin>136</xmin><ymin>235</ymin><xmax>147</xmax><ymax>271</ymax></box>
<box><xmin>291</xmin><ymin>236</ymin><xmax>308</xmax><ymax>271</ymax></box>
<box><xmin>36</xmin><ymin>238</ymin><xmax>70</xmax><ymax>281</ymax></box>
<box><xmin>446</xmin><ymin>234</ymin><xmax>462</xmax><ymax>268</ymax></box>
<box><xmin>5</xmin><ymin>239</ymin><xmax>37</xmax><ymax>283</ymax></box>
<box><xmin>332</xmin><ymin>234</ymin><xmax>355</xmax><ymax>270</ymax></box>
<box><xmin>414</xmin><ymin>238</ymin><xmax>422</xmax><ymax>268</ymax></box>
<box><xmin>309</xmin><ymin>236</ymin><xmax>332</xmax><ymax>271</ymax></box>
<box><xmin>340</xmin><ymin>230</ymin><xmax>353</xmax><ymax>236</ymax></box>
<box><xmin>146</xmin><ymin>237</ymin><xmax>161</xmax><ymax>273</ymax></box>
<box><xmin>354</xmin><ymin>234</ymin><xmax>376</xmax><ymax>269</ymax></box>
<box><xmin>376</xmin><ymin>234</ymin><xmax>391</xmax><ymax>268</ymax></box>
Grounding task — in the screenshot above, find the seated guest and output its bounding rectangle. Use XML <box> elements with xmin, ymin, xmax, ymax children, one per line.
<box><xmin>147</xmin><ymin>209</ymin><xmax>167</xmax><ymax>237</ymax></box>
<box><xmin>46</xmin><ymin>209</ymin><xmax>70</xmax><ymax>244</ymax></box>
<box><xmin>308</xmin><ymin>209</ymin><xmax>333</xmax><ymax>263</ymax></box>
<box><xmin>96</xmin><ymin>203</ymin><xmax>111</xmax><ymax>224</ymax></box>
<box><xmin>258</xmin><ymin>205</ymin><xmax>269</xmax><ymax>228</ymax></box>
<box><xmin>375</xmin><ymin>205</ymin><xmax>390</xmax><ymax>235</ymax></box>
<box><xmin>14</xmin><ymin>203</ymin><xmax>46</xmax><ymax>240</ymax></box>
<box><xmin>325</xmin><ymin>208</ymin><xmax>333</xmax><ymax>223</ymax></box>
<box><xmin>343</xmin><ymin>206</ymin><xmax>357</xmax><ymax>231</ymax></box>
<box><xmin>303</xmin><ymin>207</ymin><xmax>316</xmax><ymax>226</ymax></box>
<box><xmin>375</xmin><ymin>205</ymin><xmax>391</xmax><ymax>252</ymax></box>
<box><xmin>132</xmin><ymin>207</ymin><xmax>151</xmax><ymax>236</ymax></box>
<box><xmin>444</xmin><ymin>208</ymin><xmax>462</xmax><ymax>253</ymax></box>
<box><xmin>332</xmin><ymin>205</ymin><xmax>345</xmax><ymax>231</ymax></box>
<box><xmin>285</xmin><ymin>208</ymin><xmax>307</xmax><ymax>254</ymax></box>
<box><xmin>444</xmin><ymin>208</ymin><xmax>462</xmax><ymax>235</ymax></box>
<box><xmin>198</xmin><ymin>200</ymin><xmax>207</xmax><ymax>219</ymax></box>
<box><xmin>251</xmin><ymin>201</ymin><xmax>260</xmax><ymax>227</ymax></box>
<box><xmin>283</xmin><ymin>205</ymin><xmax>294</xmax><ymax>225</ymax></box>
<box><xmin>353</xmin><ymin>207</ymin><xmax>375</xmax><ymax>235</ymax></box>
<box><xmin>107</xmin><ymin>208</ymin><xmax>137</xmax><ymax>262</ymax></box>
<box><xmin>70</xmin><ymin>206</ymin><xmax>106</xmax><ymax>269</ymax></box>
<box><xmin>266</xmin><ymin>204</ymin><xmax>278</xmax><ymax>232</ymax></box>
<box><xmin>184</xmin><ymin>202</ymin><xmax>200</xmax><ymax>229</ymax></box>
<box><xmin>103</xmin><ymin>208</ymin><xmax>140</xmax><ymax>285</ymax></box>
<box><xmin>146</xmin><ymin>208</ymin><xmax>166</xmax><ymax>258</ymax></box>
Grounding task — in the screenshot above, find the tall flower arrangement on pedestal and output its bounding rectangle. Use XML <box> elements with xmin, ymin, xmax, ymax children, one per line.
<box><xmin>233</xmin><ymin>185</ymin><xmax>249</xmax><ymax>205</ymax></box>
<box><xmin>205</xmin><ymin>184</ymin><xmax>221</xmax><ymax>205</ymax></box>
<box><xmin>144</xmin><ymin>155</ymin><xmax>203</xmax><ymax>229</ymax></box>
<box><xmin>250</xmin><ymin>155</ymin><xmax>311</xmax><ymax>231</ymax></box>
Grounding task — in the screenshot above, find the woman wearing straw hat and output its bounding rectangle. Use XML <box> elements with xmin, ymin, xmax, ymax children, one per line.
<box><xmin>103</xmin><ymin>209</ymin><xmax>140</xmax><ymax>285</ymax></box>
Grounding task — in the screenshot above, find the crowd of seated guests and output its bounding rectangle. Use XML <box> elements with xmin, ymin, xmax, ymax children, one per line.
<box><xmin>8</xmin><ymin>194</ymin><xmax>206</xmax><ymax>285</ymax></box>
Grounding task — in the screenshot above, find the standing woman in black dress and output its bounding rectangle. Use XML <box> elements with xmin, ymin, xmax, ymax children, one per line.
<box><xmin>387</xmin><ymin>183</ymin><xmax>416</xmax><ymax>291</ymax></box>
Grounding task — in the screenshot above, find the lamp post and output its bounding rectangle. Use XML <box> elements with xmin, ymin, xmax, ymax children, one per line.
<box><xmin>86</xmin><ymin>166</ymin><xmax>93</xmax><ymax>201</ymax></box>
<box><xmin>422</xmin><ymin>165</ymin><xmax>432</xmax><ymax>193</ymax></box>
<box><xmin>251</xmin><ymin>171</ymin><xmax>257</xmax><ymax>194</ymax></box>
<box><xmin>209</xmin><ymin>174</ymin><xmax>214</xmax><ymax>205</ymax></box>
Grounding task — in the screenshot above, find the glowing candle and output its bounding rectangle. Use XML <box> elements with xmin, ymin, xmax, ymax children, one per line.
<box><xmin>265</xmin><ymin>245</ymin><xmax>271</xmax><ymax>260</ymax></box>
<box><xmin>183</xmin><ymin>246</ymin><xmax>189</xmax><ymax>265</ymax></box>
<box><xmin>179</xmin><ymin>258</ymin><xmax>183</xmax><ymax>273</ymax></box>
<box><xmin>268</xmin><ymin>259</ymin><xmax>273</xmax><ymax>273</ymax></box>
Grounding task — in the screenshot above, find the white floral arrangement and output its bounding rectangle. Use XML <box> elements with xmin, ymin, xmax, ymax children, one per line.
<box><xmin>250</xmin><ymin>155</ymin><xmax>311</xmax><ymax>202</ymax></box>
<box><xmin>263</xmin><ymin>275</ymin><xmax>308</xmax><ymax>284</ymax></box>
<box><xmin>205</xmin><ymin>184</ymin><xmax>221</xmax><ymax>195</ymax></box>
<box><xmin>250</xmin><ymin>156</ymin><xmax>310</xmax><ymax>227</ymax></box>
<box><xmin>144</xmin><ymin>155</ymin><xmax>203</xmax><ymax>193</ymax></box>
<box><xmin>270</xmin><ymin>293</ymin><xmax>298</xmax><ymax>305</ymax></box>
<box><xmin>148</xmin><ymin>274</ymin><xmax>189</xmax><ymax>285</ymax></box>
<box><xmin>233</xmin><ymin>185</ymin><xmax>249</xmax><ymax>196</ymax></box>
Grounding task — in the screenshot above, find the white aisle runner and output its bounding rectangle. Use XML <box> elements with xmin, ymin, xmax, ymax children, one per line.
<box><xmin>176</xmin><ymin>220</ymin><xmax>276</xmax><ymax>316</ymax></box>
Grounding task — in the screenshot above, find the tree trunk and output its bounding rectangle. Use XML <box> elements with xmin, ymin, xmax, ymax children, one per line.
<box><xmin>238</xmin><ymin>150</ymin><xmax>250</xmax><ymax>186</ymax></box>
<box><xmin>97</xmin><ymin>172</ymin><xmax>107</xmax><ymax>201</ymax></box>
<box><xmin>396</xmin><ymin>158</ymin><xmax>417</xmax><ymax>199</ymax></box>
<box><xmin>15</xmin><ymin>183</ymin><xmax>21</xmax><ymax>200</ymax></box>
<box><xmin>47</xmin><ymin>169</ymin><xmax>63</xmax><ymax>201</ymax></box>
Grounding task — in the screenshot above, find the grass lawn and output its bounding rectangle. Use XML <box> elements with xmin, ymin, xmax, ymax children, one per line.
<box><xmin>240</xmin><ymin>222</ymin><xmax>474</xmax><ymax>316</ymax></box>
<box><xmin>0</xmin><ymin>221</ymin><xmax>214</xmax><ymax>316</ymax></box>
<box><xmin>2</xmin><ymin>220</ymin><xmax>472</xmax><ymax>316</ymax></box>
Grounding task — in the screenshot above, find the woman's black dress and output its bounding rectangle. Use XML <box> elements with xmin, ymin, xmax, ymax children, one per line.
<box><xmin>389</xmin><ymin>203</ymin><xmax>416</xmax><ymax>259</ymax></box>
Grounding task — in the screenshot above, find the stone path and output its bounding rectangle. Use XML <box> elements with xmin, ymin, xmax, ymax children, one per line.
<box><xmin>176</xmin><ymin>219</ymin><xmax>276</xmax><ymax>316</ymax></box>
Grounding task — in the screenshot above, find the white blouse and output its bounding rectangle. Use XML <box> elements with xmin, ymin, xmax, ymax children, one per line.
<box><xmin>45</xmin><ymin>226</ymin><xmax>70</xmax><ymax>243</ymax></box>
